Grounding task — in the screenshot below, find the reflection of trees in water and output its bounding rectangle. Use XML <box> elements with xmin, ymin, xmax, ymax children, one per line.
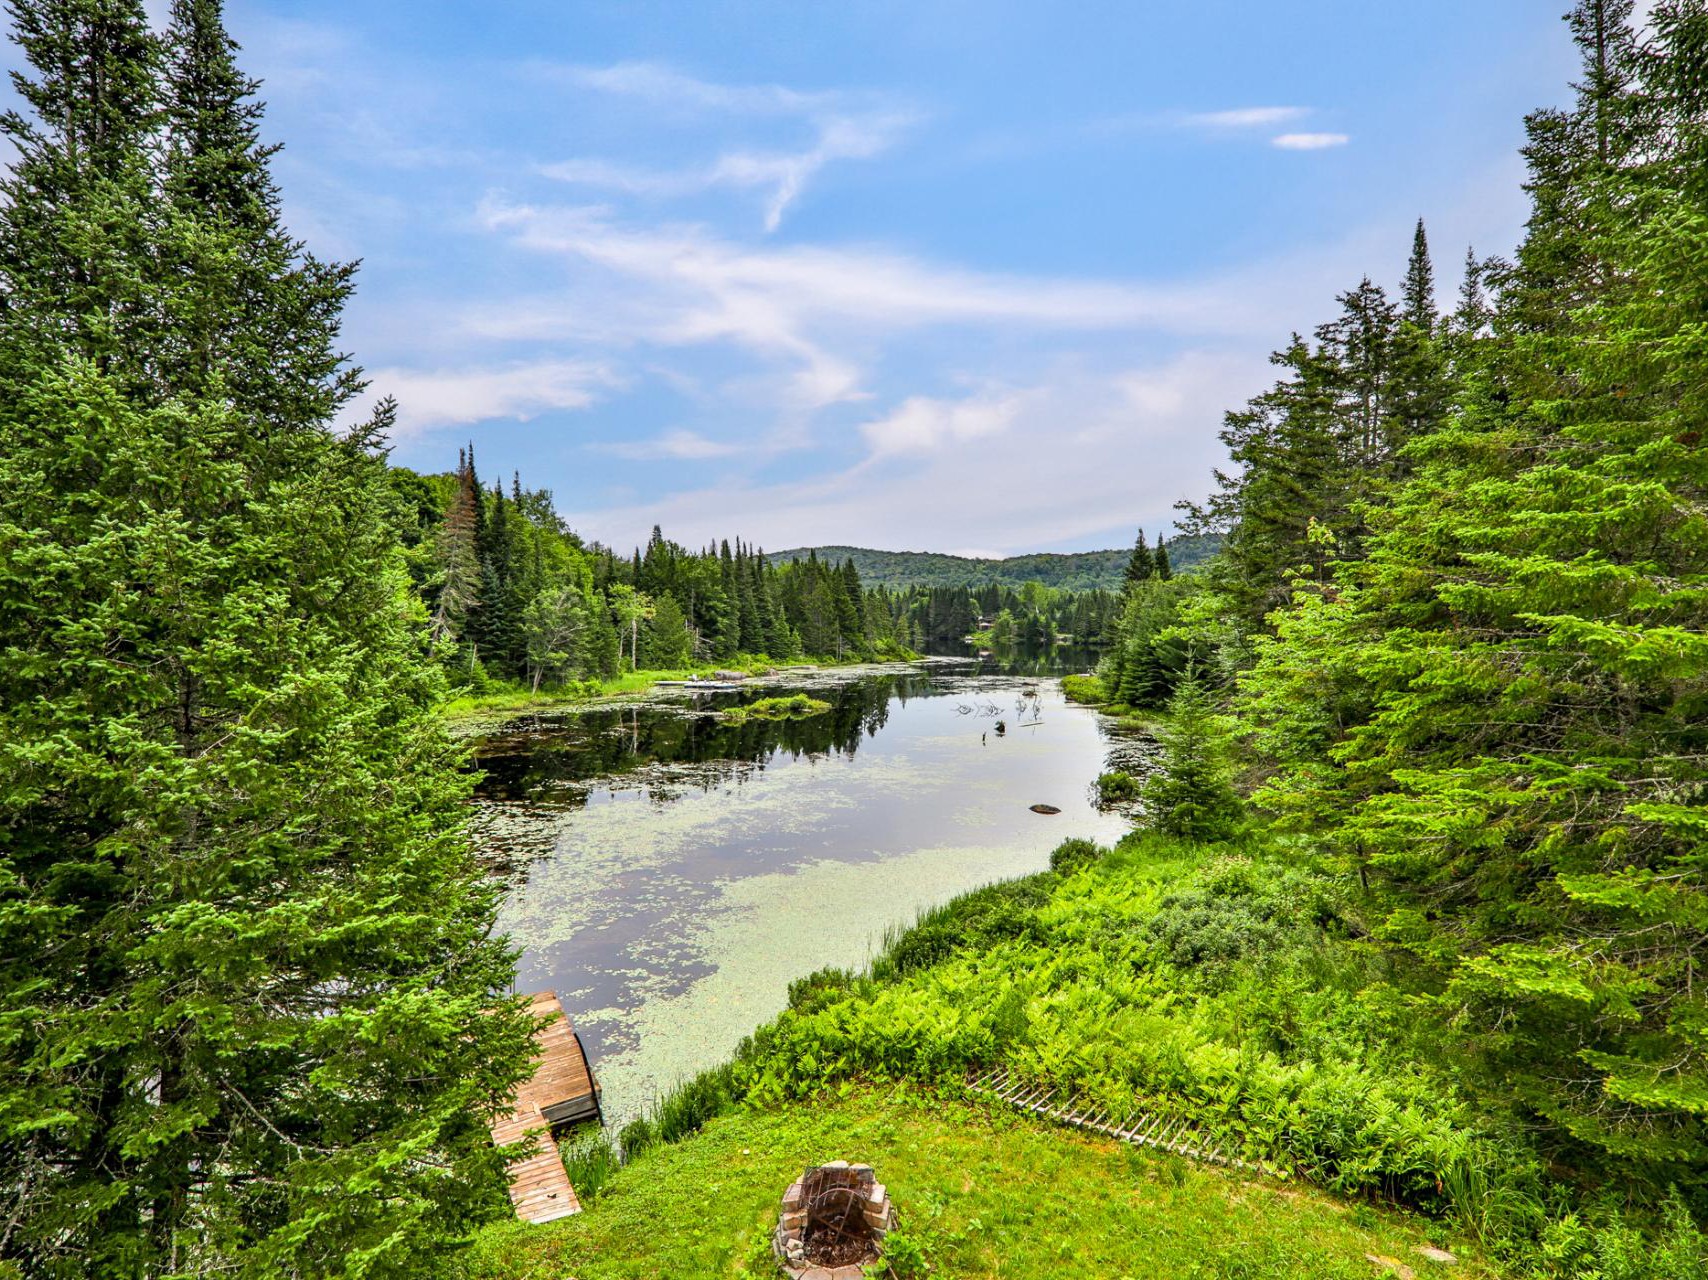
<box><xmin>472</xmin><ymin>673</ymin><xmax>930</xmax><ymax>807</ymax></box>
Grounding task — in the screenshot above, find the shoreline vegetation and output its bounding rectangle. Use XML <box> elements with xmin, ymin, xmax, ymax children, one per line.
<box><xmin>440</xmin><ymin>651</ymin><xmax>917</xmax><ymax>728</ymax></box>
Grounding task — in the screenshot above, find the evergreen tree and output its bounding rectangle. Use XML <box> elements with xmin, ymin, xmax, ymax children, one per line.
<box><xmin>0</xmin><ymin>5</ymin><xmax>533</xmax><ymax>1274</ymax></box>
<box><xmin>430</xmin><ymin>448</ymin><xmax>482</xmax><ymax>656</ymax></box>
<box><xmin>1242</xmin><ymin>2</ymin><xmax>1708</xmax><ymax>1175</ymax></box>
<box><xmin>1123</xmin><ymin>528</ymin><xmax>1154</xmax><ymax>586</ymax></box>
<box><xmin>1141</xmin><ymin>675</ymin><xmax>1241</xmax><ymax>842</ymax></box>
<box><xmin>1153</xmin><ymin>535</ymin><xmax>1172</xmax><ymax>581</ymax></box>
<box><xmin>645</xmin><ymin>592</ymin><xmax>693</xmax><ymax>668</ymax></box>
<box><xmin>836</xmin><ymin>558</ymin><xmax>866</xmax><ymax>654</ymax></box>
<box><xmin>581</xmin><ymin>597</ymin><xmax>621</xmax><ymax>679</ymax></box>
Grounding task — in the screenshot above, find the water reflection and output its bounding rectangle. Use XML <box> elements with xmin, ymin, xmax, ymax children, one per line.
<box><xmin>476</xmin><ymin>661</ymin><xmax>1140</xmax><ymax>1124</ymax></box>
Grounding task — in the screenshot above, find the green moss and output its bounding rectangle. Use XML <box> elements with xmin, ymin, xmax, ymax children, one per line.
<box><xmin>1060</xmin><ymin>673</ymin><xmax>1106</xmax><ymax>705</ymax></box>
<box><xmin>721</xmin><ymin>693</ymin><xmax>833</xmax><ymax>724</ymax></box>
<box><xmin>455</xmin><ymin>1090</ymin><xmax>1497</xmax><ymax>1280</ymax></box>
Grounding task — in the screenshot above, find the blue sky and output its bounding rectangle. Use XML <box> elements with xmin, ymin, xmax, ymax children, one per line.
<box><xmin>215</xmin><ymin>1</ymin><xmax>1590</xmax><ymax>556</ymax></box>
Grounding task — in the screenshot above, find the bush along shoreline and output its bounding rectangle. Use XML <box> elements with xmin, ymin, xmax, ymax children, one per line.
<box><xmin>526</xmin><ymin>822</ymin><xmax>1706</xmax><ymax>1278</ymax></box>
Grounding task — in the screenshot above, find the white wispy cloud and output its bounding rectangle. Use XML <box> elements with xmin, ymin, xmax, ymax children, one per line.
<box><xmin>1184</xmin><ymin>106</ymin><xmax>1310</xmax><ymax>128</ymax></box>
<box><xmin>547</xmin><ymin>61</ymin><xmax>917</xmax><ymax>230</ymax></box>
<box><xmin>1272</xmin><ymin>132</ymin><xmax>1350</xmax><ymax>150</ymax></box>
<box><xmin>596</xmin><ymin>428</ymin><xmax>743</xmax><ymax>461</ymax></box>
<box><xmin>370</xmin><ymin>359</ymin><xmax>621</xmax><ymax>436</ymax></box>
<box><xmin>859</xmin><ymin>391</ymin><xmax>1030</xmax><ymax>458</ymax></box>
<box><xmin>467</xmin><ymin>199</ymin><xmax>1261</xmax><ymax>414</ymax></box>
<box><xmin>559</xmin><ymin>60</ymin><xmax>839</xmax><ymax>117</ymax></box>
<box><xmin>564</xmin><ymin>350</ymin><xmax>1270</xmax><ymax>555</ymax></box>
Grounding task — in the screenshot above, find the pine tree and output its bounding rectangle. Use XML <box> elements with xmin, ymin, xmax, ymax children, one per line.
<box><xmin>1123</xmin><ymin>528</ymin><xmax>1154</xmax><ymax>587</ymax></box>
<box><xmin>581</xmin><ymin>597</ymin><xmax>621</xmax><ymax>679</ymax></box>
<box><xmin>1400</xmin><ymin>217</ymin><xmax>1436</xmax><ymax>330</ymax></box>
<box><xmin>1153</xmin><ymin>535</ymin><xmax>1172</xmax><ymax>581</ymax></box>
<box><xmin>0</xmin><ymin>6</ymin><xmax>533</xmax><ymax>1273</ymax></box>
<box><xmin>431</xmin><ymin>448</ymin><xmax>482</xmax><ymax>654</ymax></box>
<box><xmin>1391</xmin><ymin>220</ymin><xmax>1452</xmax><ymax>447</ymax></box>
<box><xmin>1243</xmin><ymin>2</ymin><xmax>1708</xmax><ymax>1176</ymax></box>
<box><xmin>836</xmin><ymin>558</ymin><xmax>866</xmax><ymax>654</ymax></box>
<box><xmin>1141</xmin><ymin>675</ymin><xmax>1241</xmax><ymax>842</ymax></box>
<box><xmin>645</xmin><ymin>592</ymin><xmax>693</xmax><ymax>668</ymax></box>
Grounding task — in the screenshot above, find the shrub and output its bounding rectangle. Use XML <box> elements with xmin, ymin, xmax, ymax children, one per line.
<box><xmin>653</xmin><ymin>1066</ymin><xmax>735</xmax><ymax>1146</ymax></box>
<box><xmin>1095</xmin><ymin>771</ymin><xmax>1141</xmax><ymax>806</ymax></box>
<box><xmin>788</xmin><ymin>966</ymin><xmax>860</xmax><ymax>1015</ymax></box>
<box><xmin>1050</xmin><ymin>838</ymin><xmax>1103</xmax><ymax>875</ymax></box>
<box><xmin>1143</xmin><ymin>888</ymin><xmax>1283</xmax><ymax>969</ymax></box>
<box><xmin>870</xmin><ymin>1229</ymin><xmax>933</xmax><ymax>1278</ymax></box>
<box><xmin>617</xmin><ymin>1115</ymin><xmax>656</xmax><ymax>1159</ymax></box>
<box><xmin>871</xmin><ymin>876</ymin><xmax>1054</xmax><ymax>982</ymax></box>
<box><xmin>1061</xmin><ymin>673</ymin><xmax>1106</xmax><ymax>705</ymax></box>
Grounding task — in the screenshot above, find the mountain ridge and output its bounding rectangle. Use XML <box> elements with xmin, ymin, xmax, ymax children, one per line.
<box><xmin>769</xmin><ymin>535</ymin><xmax>1221</xmax><ymax>591</ymax></box>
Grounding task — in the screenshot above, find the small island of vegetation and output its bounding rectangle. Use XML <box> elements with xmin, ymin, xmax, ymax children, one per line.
<box><xmin>720</xmin><ymin>694</ymin><xmax>834</xmax><ymax>724</ymax></box>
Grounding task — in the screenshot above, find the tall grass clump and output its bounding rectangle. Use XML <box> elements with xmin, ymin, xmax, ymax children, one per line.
<box><xmin>557</xmin><ymin>1128</ymin><xmax>622</xmax><ymax>1202</ymax></box>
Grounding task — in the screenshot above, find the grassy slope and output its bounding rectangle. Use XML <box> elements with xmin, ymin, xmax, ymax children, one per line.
<box><xmin>458</xmin><ymin>1091</ymin><xmax>1487</xmax><ymax>1280</ymax></box>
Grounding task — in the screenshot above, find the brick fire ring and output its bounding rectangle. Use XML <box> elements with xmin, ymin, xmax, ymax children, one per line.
<box><xmin>773</xmin><ymin>1160</ymin><xmax>896</xmax><ymax>1280</ymax></box>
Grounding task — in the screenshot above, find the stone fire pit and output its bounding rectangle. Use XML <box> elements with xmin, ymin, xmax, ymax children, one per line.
<box><xmin>773</xmin><ymin>1161</ymin><xmax>896</xmax><ymax>1279</ymax></box>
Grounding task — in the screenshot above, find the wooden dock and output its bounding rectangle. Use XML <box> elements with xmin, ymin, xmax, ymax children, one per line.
<box><xmin>490</xmin><ymin>991</ymin><xmax>603</xmax><ymax>1224</ymax></box>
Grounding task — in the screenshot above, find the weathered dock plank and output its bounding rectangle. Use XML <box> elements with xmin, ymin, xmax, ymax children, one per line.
<box><xmin>489</xmin><ymin>991</ymin><xmax>603</xmax><ymax>1223</ymax></box>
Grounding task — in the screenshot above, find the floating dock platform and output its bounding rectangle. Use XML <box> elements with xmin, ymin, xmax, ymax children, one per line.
<box><xmin>490</xmin><ymin>990</ymin><xmax>602</xmax><ymax>1223</ymax></box>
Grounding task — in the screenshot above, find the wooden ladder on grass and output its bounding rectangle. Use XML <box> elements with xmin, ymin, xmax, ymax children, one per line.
<box><xmin>966</xmin><ymin>1067</ymin><xmax>1262</xmax><ymax>1174</ymax></box>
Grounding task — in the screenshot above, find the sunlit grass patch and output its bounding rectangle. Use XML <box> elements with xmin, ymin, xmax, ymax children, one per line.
<box><xmin>456</xmin><ymin>1090</ymin><xmax>1493</xmax><ymax>1280</ymax></box>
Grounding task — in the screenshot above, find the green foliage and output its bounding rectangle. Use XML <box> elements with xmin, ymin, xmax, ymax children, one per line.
<box><xmin>1059</xmin><ymin>673</ymin><xmax>1106</xmax><ymax>704</ymax></box>
<box><xmin>771</xmin><ymin>539</ymin><xmax>1223</xmax><ymax>591</ymax></box>
<box><xmin>1098</xmin><ymin>577</ymin><xmax>1199</xmax><ymax>711</ymax></box>
<box><xmin>0</xmin><ymin>4</ymin><xmax>534</xmax><ymax>1275</ymax></box>
<box><xmin>869</xmin><ymin>876</ymin><xmax>1055</xmax><ymax>982</ymax></box>
<box><xmin>717</xmin><ymin>834</ymin><xmax>1513</xmax><ymax>1222</ymax></box>
<box><xmin>643</xmin><ymin>592</ymin><xmax>693</xmax><ymax>668</ymax></box>
<box><xmin>1141</xmin><ymin>677</ymin><xmax>1243</xmax><ymax>841</ymax></box>
<box><xmin>1231</xmin><ymin>2</ymin><xmax>1708</xmax><ymax>1192</ymax></box>
<box><xmin>616</xmin><ymin>1115</ymin><xmax>657</xmax><ymax>1160</ymax></box>
<box><xmin>1049</xmin><ymin>837</ymin><xmax>1104</xmax><ymax>874</ymax></box>
<box><xmin>651</xmin><ymin>1066</ymin><xmax>737</xmax><ymax>1147</ymax></box>
<box><xmin>1095</xmin><ymin>770</ymin><xmax>1141</xmax><ymax>806</ymax></box>
<box><xmin>722</xmin><ymin>693</ymin><xmax>833</xmax><ymax>724</ymax></box>
<box><xmin>869</xmin><ymin>1229</ymin><xmax>933</xmax><ymax>1278</ymax></box>
<box><xmin>1527</xmin><ymin>1191</ymin><xmax>1708</xmax><ymax>1280</ymax></box>
<box><xmin>557</xmin><ymin>1129</ymin><xmax>622</xmax><ymax>1203</ymax></box>
<box><xmin>788</xmin><ymin>966</ymin><xmax>862</xmax><ymax>1015</ymax></box>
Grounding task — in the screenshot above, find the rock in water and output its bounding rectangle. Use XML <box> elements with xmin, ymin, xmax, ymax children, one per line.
<box><xmin>1030</xmin><ymin>804</ymin><xmax>1062</xmax><ymax>815</ymax></box>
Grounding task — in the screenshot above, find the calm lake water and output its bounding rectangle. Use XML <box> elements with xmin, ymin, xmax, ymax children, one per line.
<box><xmin>472</xmin><ymin>659</ymin><xmax>1145</xmax><ymax>1125</ymax></box>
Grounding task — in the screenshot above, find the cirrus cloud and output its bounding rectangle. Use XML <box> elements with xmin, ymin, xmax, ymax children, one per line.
<box><xmin>1272</xmin><ymin>131</ymin><xmax>1350</xmax><ymax>150</ymax></box>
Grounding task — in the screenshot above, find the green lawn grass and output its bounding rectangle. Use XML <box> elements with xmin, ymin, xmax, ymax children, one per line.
<box><xmin>456</xmin><ymin>1089</ymin><xmax>1492</xmax><ymax>1280</ymax></box>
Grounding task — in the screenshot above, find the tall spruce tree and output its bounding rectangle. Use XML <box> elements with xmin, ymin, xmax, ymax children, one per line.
<box><xmin>1243</xmin><ymin>0</ymin><xmax>1708</xmax><ymax>1180</ymax></box>
<box><xmin>1123</xmin><ymin>528</ymin><xmax>1153</xmax><ymax>587</ymax></box>
<box><xmin>0</xmin><ymin>5</ymin><xmax>533</xmax><ymax>1275</ymax></box>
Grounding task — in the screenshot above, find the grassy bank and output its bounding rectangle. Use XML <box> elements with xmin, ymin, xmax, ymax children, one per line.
<box><xmin>520</xmin><ymin>826</ymin><xmax>1707</xmax><ymax>1278</ymax></box>
<box><xmin>459</xmin><ymin>1090</ymin><xmax>1487</xmax><ymax>1280</ymax></box>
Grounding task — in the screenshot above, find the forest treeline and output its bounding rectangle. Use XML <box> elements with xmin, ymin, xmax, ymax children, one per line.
<box><xmin>1086</xmin><ymin>0</ymin><xmax>1708</xmax><ymax>1237</ymax></box>
<box><xmin>770</xmin><ymin>534</ymin><xmax>1220</xmax><ymax>591</ymax></box>
<box><xmin>383</xmin><ymin>452</ymin><xmax>1124</xmax><ymax>690</ymax></box>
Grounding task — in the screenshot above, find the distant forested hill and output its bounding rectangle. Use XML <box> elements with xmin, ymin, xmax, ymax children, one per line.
<box><xmin>771</xmin><ymin>535</ymin><xmax>1222</xmax><ymax>590</ymax></box>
